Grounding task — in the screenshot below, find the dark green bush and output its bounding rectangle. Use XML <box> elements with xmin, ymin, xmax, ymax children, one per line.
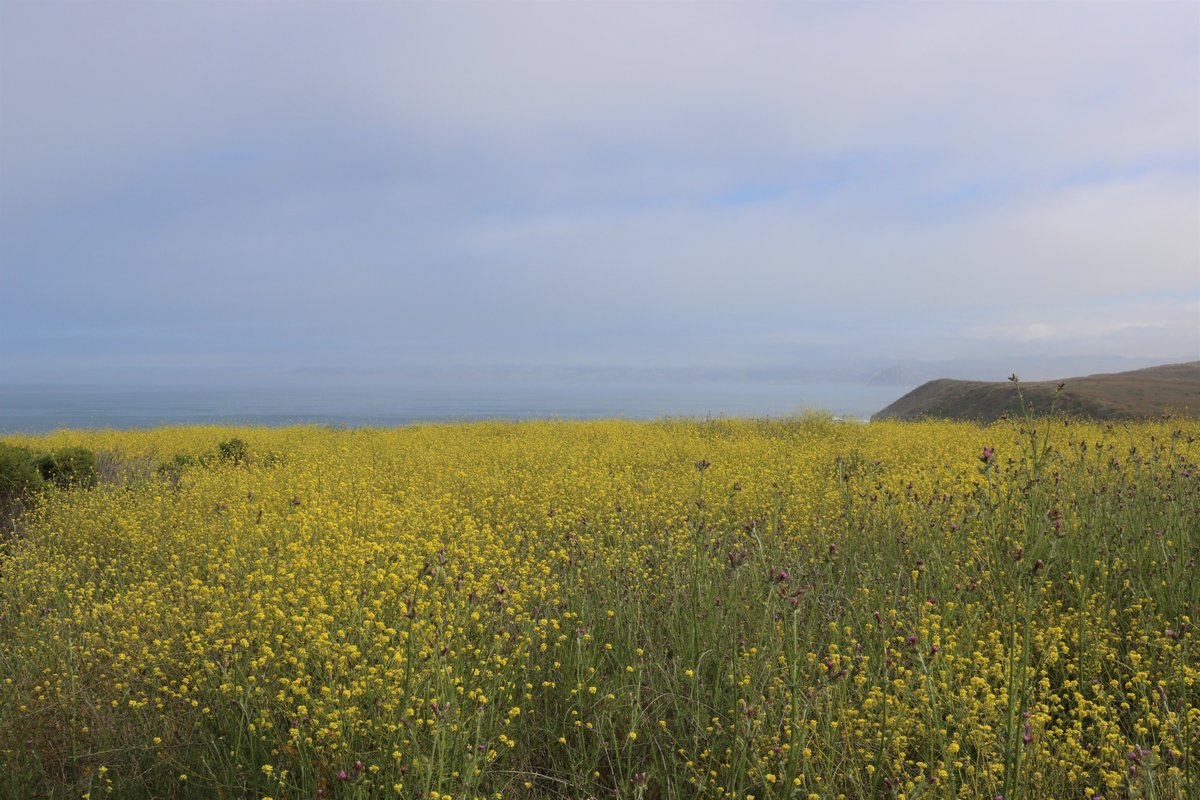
<box><xmin>159</xmin><ymin>453</ymin><xmax>197</xmax><ymax>472</ymax></box>
<box><xmin>156</xmin><ymin>453</ymin><xmax>197</xmax><ymax>486</ymax></box>
<box><xmin>32</xmin><ymin>447</ymin><xmax>97</xmax><ymax>489</ymax></box>
<box><xmin>0</xmin><ymin>442</ymin><xmax>44</xmax><ymax>532</ymax></box>
<box><xmin>217</xmin><ymin>438</ymin><xmax>249</xmax><ymax>465</ymax></box>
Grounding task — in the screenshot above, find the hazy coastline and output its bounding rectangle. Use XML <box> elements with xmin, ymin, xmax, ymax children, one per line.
<box><xmin>0</xmin><ymin>379</ymin><xmax>906</xmax><ymax>433</ymax></box>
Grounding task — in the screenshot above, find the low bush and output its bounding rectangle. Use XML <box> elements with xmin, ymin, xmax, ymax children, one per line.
<box><xmin>216</xmin><ymin>437</ymin><xmax>249</xmax><ymax>465</ymax></box>
<box><xmin>156</xmin><ymin>453</ymin><xmax>198</xmax><ymax>487</ymax></box>
<box><xmin>0</xmin><ymin>442</ymin><xmax>43</xmax><ymax>533</ymax></box>
<box><xmin>32</xmin><ymin>446</ymin><xmax>97</xmax><ymax>489</ymax></box>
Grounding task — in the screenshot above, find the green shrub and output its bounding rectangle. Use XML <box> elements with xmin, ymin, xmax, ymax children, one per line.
<box><xmin>217</xmin><ymin>438</ymin><xmax>249</xmax><ymax>465</ymax></box>
<box><xmin>32</xmin><ymin>447</ymin><xmax>98</xmax><ymax>489</ymax></box>
<box><xmin>156</xmin><ymin>453</ymin><xmax>197</xmax><ymax>487</ymax></box>
<box><xmin>0</xmin><ymin>442</ymin><xmax>43</xmax><ymax>532</ymax></box>
<box><xmin>159</xmin><ymin>440</ymin><xmax>256</xmax><ymax>484</ymax></box>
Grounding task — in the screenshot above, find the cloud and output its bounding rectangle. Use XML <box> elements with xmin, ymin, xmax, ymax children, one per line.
<box><xmin>1</xmin><ymin>0</ymin><xmax>1196</xmax><ymax>380</ymax></box>
<box><xmin>964</xmin><ymin>294</ymin><xmax>1200</xmax><ymax>357</ymax></box>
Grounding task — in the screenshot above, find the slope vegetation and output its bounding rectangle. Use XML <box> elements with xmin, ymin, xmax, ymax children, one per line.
<box><xmin>873</xmin><ymin>361</ymin><xmax>1200</xmax><ymax>422</ymax></box>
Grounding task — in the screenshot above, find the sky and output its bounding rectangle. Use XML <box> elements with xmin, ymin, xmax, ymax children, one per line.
<box><xmin>2</xmin><ymin>0</ymin><xmax>1198</xmax><ymax>387</ymax></box>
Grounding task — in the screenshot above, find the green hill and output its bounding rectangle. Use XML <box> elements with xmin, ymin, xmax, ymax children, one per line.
<box><xmin>872</xmin><ymin>361</ymin><xmax>1200</xmax><ymax>423</ymax></box>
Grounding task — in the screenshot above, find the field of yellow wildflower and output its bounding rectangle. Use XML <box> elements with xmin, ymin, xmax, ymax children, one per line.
<box><xmin>1</xmin><ymin>416</ymin><xmax>1196</xmax><ymax>799</ymax></box>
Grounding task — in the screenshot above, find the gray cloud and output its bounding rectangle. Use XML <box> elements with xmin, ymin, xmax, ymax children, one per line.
<box><xmin>1</xmin><ymin>0</ymin><xmax>1196</xmax><ymax>384</ymax></box>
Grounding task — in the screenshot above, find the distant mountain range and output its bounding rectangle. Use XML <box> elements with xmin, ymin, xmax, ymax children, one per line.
<box><xmin>872</xmin><ymin>362</ymin><xmax>1200</xmax><ymax>422</ymax></box>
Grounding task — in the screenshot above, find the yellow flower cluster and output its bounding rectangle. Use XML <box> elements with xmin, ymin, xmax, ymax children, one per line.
<box><xmin>0</xmin><ymin>417</ymin><xmax>1195</xmax><ymax>799</ymax></box>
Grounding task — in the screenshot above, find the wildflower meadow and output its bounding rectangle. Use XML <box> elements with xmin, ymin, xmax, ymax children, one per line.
<box><xmin>1</xmin><ymin>414</ymin><xmax>1196</xmax><ymax>799</ymax></box>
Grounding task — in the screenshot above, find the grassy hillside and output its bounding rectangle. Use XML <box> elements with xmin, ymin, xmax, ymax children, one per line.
<box><xmin>873</xmin><ymin>361</ymin><xmax>1200</xmax><ymax>422</ymax></box>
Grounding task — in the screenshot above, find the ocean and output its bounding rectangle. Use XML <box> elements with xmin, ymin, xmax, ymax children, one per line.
<box><xmin>0</xmin><ymin>379</ymin><xmax>907</xmax><ymax>434</ymax></box>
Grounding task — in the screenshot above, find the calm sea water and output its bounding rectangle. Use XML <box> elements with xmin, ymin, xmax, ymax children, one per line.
<box><xmin>0</xmin><ymin>380</ymin><xmax>907</xmax><ymax>434</ymax></box>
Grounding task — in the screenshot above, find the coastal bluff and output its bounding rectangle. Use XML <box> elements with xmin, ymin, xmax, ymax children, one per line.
<box><xmin>872</xmin><ymin>361</ymin><xmax>1200</xmax><ymax>423</ymax></box>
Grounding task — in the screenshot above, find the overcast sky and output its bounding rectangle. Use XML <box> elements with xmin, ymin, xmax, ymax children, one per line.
<box><xmin>2</xmin><ymin>0</ymin><xmax>1197</xmax><ymax>386</ymax></box>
